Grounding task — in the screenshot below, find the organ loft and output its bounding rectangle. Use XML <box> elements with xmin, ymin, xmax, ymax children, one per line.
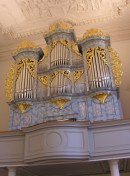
<box><xmin>5</xmin><ymin>21</ymin><xmax>122</xmax><ymax>130</ymax></box>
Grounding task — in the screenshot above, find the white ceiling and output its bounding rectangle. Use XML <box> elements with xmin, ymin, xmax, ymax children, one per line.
<box><xmin>0</xmin><ymin>0</ymin><xmax>130</xmax><ymax>61</ymax></box>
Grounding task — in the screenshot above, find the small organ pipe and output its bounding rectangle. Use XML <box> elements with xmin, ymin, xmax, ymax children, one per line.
<box><xmin>92</xmin><ymin>55</ymin><xmax>97</xmax><ymax>88</ymax></box>
<box><xmin>63</xmin><ymin>45</ymin><xmax>65</xmax><ymax>65</ymax></box>
<box><xmin>24</xmin><ymin>64</ymin><xmax>27</xmax><ymax>98</ymax></box>
<box><xmin>97</xmin><ymin>54</ymin><xmax>102</xmax><ymax>87</ymax></box>
<box><xmin>95</xmin><ymin>51</ymin><xmax>101</xmax><ymax>87</ymax></box>
<box><xmin>100</xmin><ymin>57</ymin><xmax>105</xmax><ymax>87</ymax></box>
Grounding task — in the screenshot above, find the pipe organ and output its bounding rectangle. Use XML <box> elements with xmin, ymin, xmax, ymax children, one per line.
<box><xmin>5</xmin><ymin>22</ymin><xmax>122</xmax><ymax>130</ymax></box>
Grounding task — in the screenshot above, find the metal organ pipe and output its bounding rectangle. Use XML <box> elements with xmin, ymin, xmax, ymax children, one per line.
<box><xmin>60</xmin><ymin>43</ymin><xmax>62</xmax><ymax>65</ymax></box>
<box><xmin>27</xmin><ymin>67</ymin><xmax>29</xmax><ymax>98</ymax></box>
<box><xmin>15</xmin><ymin>62</ymin><xmax>35</xmax><ymax>100</ymax></box>
<box><xmin>92</xmin><ymin>54</ymin><xmax>97</xmax><ymax>88</ymax></box>
<box><xmin>63</xmin><ymin>45</ymin><xmax>65</xmax><ymax>65</ymax></box>
<box><xmin>19</xmin><ymin>66</ymin><xmax>23</xmax><ymax>98</ymax></box>
<box><xmin>100</xmin><ymin>56</ymin><xmax>105</xmax><ymax>87</ymax></box>
<box><xmin>56</xmin><ymin>43</ymin><xmax>58</xmax><ymax>66</ymax></box>
<box><xmin>95</xmin><ymin>51</ymin><xmax>102</xmax><ymax>87</ymax></box>
<box><xmin>89</xmin><ymin>60</ymin><xmax>94</xmax><ymax>89</ymax></box>
<box><xmin>88</xmin><ymin>48</ymin><xmax>112</xmax><ymax>89</ymax></box>
<box><xmin>24</xmin><ymin>63</ymin><xmax>27</xmax><ymax>98</ymax></box>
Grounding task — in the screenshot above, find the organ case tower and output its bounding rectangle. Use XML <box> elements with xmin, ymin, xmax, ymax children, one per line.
<box><xmin>5</xmin><ymin>22</ymin><xmax>122</xmax><ymax>129</ymax></box>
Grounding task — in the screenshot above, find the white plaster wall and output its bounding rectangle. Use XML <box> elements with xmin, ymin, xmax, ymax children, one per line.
<box><xmin>112</xmin><ymin>39</ymin><xmax>130</xmax><ymax>118</ymax></box>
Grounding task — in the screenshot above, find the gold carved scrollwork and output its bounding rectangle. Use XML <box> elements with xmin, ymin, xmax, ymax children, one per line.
<box><xmin>85</xmin><ymin>47</ymin><xmax>108</xmax><ymax>69</ymax></box>
<box><xmin>96</xmin><ymin>47</ymin><xmax>108</xmax><ymax>65</ymax></box>
<box><xmin>91</xmin><ymin>92</ymin><xmax>112</xmax><ymax>104</ymax></box>
<box><xmin>50</xmin><ymin>71</ymin><xmax>59</xmax><ymax>82</ymax></box>
<box><xmin>38</xmin><ymin>75</ymin><xmax>48</xmax><ymax>85</ymax></box>
<box><xmin>60</xmin><ymin>70</ymin><xmax>70</xmax><ymax>80</ymax></box>
<box><xmin>26</xmin><ymin>58</ymin><xmax>36</xmax><ymax>77</ymax></box>
<box><xmin>85</xmin><ymin>47</ymin><xmax>94</xmax><ymax>69</ymax></box>
<box><xmin>50</xmin><ymin>39</ymin><xmax>69</xmax><ymax>51</ymax></box>
<box><xmin>16</xmin><ymin>60</ymin><xmax>24</xmax><ymax>80</ymax></box>
<box><xmin>73</xmin><ymin>70</ymin><xmax>84</xmax><ymax>82</ymax></box>
<box><xmin>51</xmin><ymin>98</ymin><xmax>70</xmax><ymax>109</ymax></box>
<box><xmin>71</xmin><ymin>40</ymin><xmax>82</xmax><ymax>57</ymax></box>
<box><xmin>5</xmin><ymin>64</ymin><xmax>16</xmax><ymax>101</ymax></box>
<box><xmin>108</xmin><ymin>47</ymin><xmax>122</xmax><ymax>87</ymax></box>
<box><xmin>38</xmin><ymin>46</ymin><xmax>49</xmax><ymax>64</ymax></box>
<box><xmin>50</xmin><ymin>70</ymin><xmax>70</xmax><ymax>82</ymax></box>
<box><xmin>16</xmin><ymin>58</ymin><xmax>36</xmax><ymax>80</ymax></box>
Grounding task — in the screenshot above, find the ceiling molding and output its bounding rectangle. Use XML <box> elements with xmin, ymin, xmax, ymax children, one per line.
<box><xmin>0</xmin><ymin>0</ymin><xmax>130</xmax><ymax>39</ymax></box>
<box><xmin>0</xmin><ymin>0</ymin><xmax>130</xmax><ymax>61</ymax></box>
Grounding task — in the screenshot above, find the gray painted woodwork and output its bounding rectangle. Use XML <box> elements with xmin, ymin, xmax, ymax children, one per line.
<box><xmin>0</xmin><ymin>119</ymin><xmax>130</xmax><ymax>166</ymax></box>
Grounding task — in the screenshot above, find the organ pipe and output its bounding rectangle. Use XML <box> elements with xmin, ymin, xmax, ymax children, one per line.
<box><xmin>88</xmin><ymin>48</ymin><xmax>112</xmax><ymax>89</ymax></box>
<box><xmin>15</xmin><ymin>63</ymin><xmax>34</xmax><ymax>100</ymax></box>
<box><xmin>50</xmin><ymin>43</ymin><xmax>70</xmax><ymax>67</ymax></box>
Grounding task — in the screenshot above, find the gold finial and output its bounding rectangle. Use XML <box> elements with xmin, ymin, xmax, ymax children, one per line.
<box><xmin>91</xmin><ymin>92</ymin><xmax>111</xmax><ymax>104</ymax></box>
<box><xmin>15</xmin><ymin>103</ymin><xmax>31</xmax><ymax>113</ymax></box>
<box><xmin>15</xmin><ymin>40</ymin><xmax>38</xmax><ymax>52</ymax></box>
<box><xmin>44</xmin><ymin>21</ymin><xmax>73</xmax><ymax>35</ymax></box>
<box><xmin>79</xmin><ymin>28</ymin><xmax>109</xmax><ymax>41</ymax></box>
<box><xmin>51</xmin><ymin>98</ymin><xmax>70</xmax><ymax>109</ymax></box>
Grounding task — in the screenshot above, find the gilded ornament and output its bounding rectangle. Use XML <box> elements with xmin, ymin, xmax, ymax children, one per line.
<box><xmin>16</xmin><ymin>58</ymin><xmax>36</xmax><ymax>79</ymax></box>
<box><xmin>85</xmin><ymin>46</ymin><xmax>108</xmax><ymax>69</ymax></box>
<box><xmin>50</xmin><ymin>70</ymin><xmax>70</xmax><ymax>82</ymax></box>
<box><xmin>15</xmin><ymin>103</ymin><xmax>31</xmax><ymax>113</ymax></box>
<box><xmin>38</xmin><ymin>46</ymin><xmax>49</xmax><ymax>64</ymax></box>
<box><xmin>73</xmin><ymin>70</ymin><xmax>84</xmax><ymax>82</ymax></box>
<box><xmin>60</xmin><ymin>70</ymin><xmax>71</xmax><ymax>80</ymax></box>
<box><xmin>50</xmin><ymin>39</ymin><xmax>69</xmax><ymax>51</ymax></box>
<box><xmin>108</xmin><ymin>47</ymin><xmax>122</xmax><ymax>87</ymax></box>
<box><xmin>14</xmin><ymin>40</ymin><xmax>38</xmax><ymax>53</ymax></box>
<box><xmin>51</xmin><ymin>98</ymin><xmax>70</xmax><ymax>109</ymax></box>
<box><xmin>44</xmin><ymin>21</ymin><xmax>72</xmax><ymax>35</ymax></box>
<box><xmin>85</xmin><ymin>47</ymin><xmax>95</xmax><ymax>69</ymax></box>
<box><xmin>96</xmin><ymin>47</ymin><xmax>108</xmax><ymax>65</ymax></box>
<box><xmin>38</xmin><ymin>75</ymin><xmax>48</xmax><ymax>85</ymax></box>
<box><xmin>16</xmin><ymin>60</ymin><xmax>24</xmax><ymax>80</ymax></box>
<box><xmin>79</xmin><ymin>28</ymin><xmax>109</xmax><ymax>41</ymax></box>
<box><xmin>26</xmin><ymin>58</ymin><xmax>36</xmax><ymax>77</ymax></box>
<box><xmin>91</xmin><ymin>92</ymin><xmax>112</xmax><ymax>104</ymax></box>
<box><xmin>71</xmin><ymin>40</ymin><xmax>82</xmax><ymax>57</ymax></box>
<box><xmin>5</xmin><ymin>64</ymin><xmax>16</xmax><ymax>101</ymax></box>
<box><xmin>50</xmin><ymin>71</ymin><xmax>59</xmax><ymax>82</ymax></box>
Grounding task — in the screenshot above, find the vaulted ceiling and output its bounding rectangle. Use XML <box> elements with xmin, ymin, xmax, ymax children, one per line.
<box><xmin>0</xmin><ymin>0</ymin><xmax>130</xmax><ymax>61</ymax></box>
